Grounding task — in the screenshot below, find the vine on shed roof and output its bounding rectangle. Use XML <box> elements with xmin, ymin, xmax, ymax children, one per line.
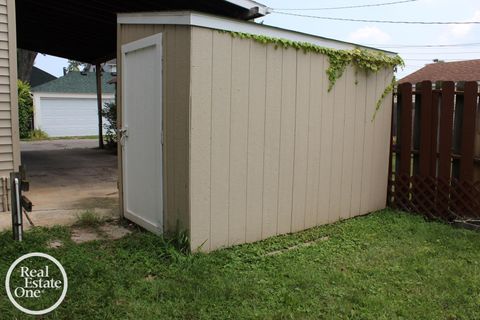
<box><xmin>224</xmin><ymin>31</ymin><xmax>404</xmax><ymax>118</ymax></box>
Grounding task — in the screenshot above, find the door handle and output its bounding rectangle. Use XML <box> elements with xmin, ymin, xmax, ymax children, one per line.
<box><xmin>119</xmin><ymin>127</ymin><xmax>128</xmax><ymax>146</ymax></box>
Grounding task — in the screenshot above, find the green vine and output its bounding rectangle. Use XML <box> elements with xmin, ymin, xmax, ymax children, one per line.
<box><xmin>373</xmin><ymin>76</ymin><xmax>396</xmax><ymax>121</ymax></box>
<box><xmin>224</xmin><ymin>31</ymin><xmax>404</xmax><ymax>116</ymax></box>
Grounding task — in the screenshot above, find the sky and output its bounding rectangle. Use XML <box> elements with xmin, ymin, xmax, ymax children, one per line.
<box><xmin>34</xmin><ymin>0</ymin><xmax>480</xmax><ymax>79</ymax></box>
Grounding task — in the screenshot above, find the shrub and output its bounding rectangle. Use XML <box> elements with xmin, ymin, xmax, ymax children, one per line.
<box><xmin>29</xmin><ymin>129</ymin><xmax>49</xmax><ymax>140</ymax></box>
<box><xmin>102</xmin><ymin>101</ymin><xmax>117</xmax><ymax>148</ymax></box>
<box><xmin>18</xmin><ymin>80</ymin><xmax>33</xmax><ymax>139</ymax></box>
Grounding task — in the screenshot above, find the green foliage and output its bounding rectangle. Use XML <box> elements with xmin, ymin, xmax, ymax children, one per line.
<box><xmin>67</xmin><ymin>60</ymin><xmax>87</xmax><ymax>72</ymax></box>
<box><xmin>75</xmin><ymin>209</ymin><xmax>104</xmax><ymax>228</ymax></box>
<box><xmin>102</xmin><ymin>101</ymin><xmax>117</xmax><ymax>148</ymax></box>
<box><xmin>1</xmin><ymin>210</ymin><xmax>480</xmax><ymax>319</ymax></box>
<box><xmin>28</xmin><ymin>128</ymin><xmax>49</xmax><ymax>140</ymax></box>
<box><xmin>373</xmin><ymin>76</ymin><xmax>397</xmax><ymax>121</ymax></box>
<box><xmin>17</xmin><ymin>80</ymin><xmax>33</xmax><ymax>139</ymax></box>
<box><xmin>225</xmin><ymin>31</ymin><xmax>404</xmax><ymax>115</ymax></box>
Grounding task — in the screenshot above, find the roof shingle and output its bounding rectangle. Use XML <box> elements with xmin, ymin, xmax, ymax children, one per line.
<box><xmin>399</xmin><ymin>59</ymin><xmax>480</xmax><ymax>84</ymax></box>
<box><xmin>31</xmin><ymin>71</ymin><xmax>116</xmax><ymax>94</ymax></box>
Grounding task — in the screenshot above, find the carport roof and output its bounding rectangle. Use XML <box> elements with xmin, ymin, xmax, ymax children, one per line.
<box><xmin>16</xmin><ymin>0</ymin><xmax>268</xmax><ymax>63</ymax></box>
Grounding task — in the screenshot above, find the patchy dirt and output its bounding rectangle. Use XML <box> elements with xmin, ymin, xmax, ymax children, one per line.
<box><xmin>47</xmin><ymin>240</ymin><xmax>64</xmax><ymax>249</ymax></box>
<box><xmin>100</xmin><ymin>224</ymin><xmax>132</xmax><ymax>240</ymax></box>
<box><xmin>71</xmin><ymin>228</ymin><xmax>103</xmax><ymax>244</ymax></box>
<box><xmin>71</xmin><ymin>222</ymin><xmax>132</xmax><ymax>244</ymax></box>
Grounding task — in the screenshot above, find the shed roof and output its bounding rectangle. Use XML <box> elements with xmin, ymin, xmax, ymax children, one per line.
<box><xmin>29</xmin><ymin>66</ymin><xmax>57</xmax><ymax>87</ymax></box>
<box><xmin>31</xmin><ymin>71</ymin><xmax>116</xmax><ymax>94</ymax></box>
<box><xmin>16</xmin><ymin>0</ymin><xmax>268</xmax><ymax>63</ymax></box>
<box><xmin>399</xmin><ymin>59</ymin><xmax>480</xmax><ymax>83</ymax></box>
<box><xmin>118</xmin><ymin>11</ymin><xmax>395</xmax><ymax>54</ymax></box>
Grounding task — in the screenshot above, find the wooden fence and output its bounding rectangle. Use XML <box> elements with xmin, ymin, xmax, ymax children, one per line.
<box><xmin>388</xmin><ymin>81</ymin><xmax>480</xmax><ymax>220</ymax></box>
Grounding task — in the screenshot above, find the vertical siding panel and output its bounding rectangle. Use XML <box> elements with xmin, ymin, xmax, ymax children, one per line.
<box><xmin>245</xmin><ymin>41</ymin><xmax>267</xmax><ymax>243</ymax></box>
<box><xmin>189</xmin><ymin>28</ymin><xmax>213</xmax><ymax>251</ymax></box>
<box><xmin>339</xmin><ymin>67</ymin><xmax>356</xmax><ymax>219</ymax></box>
<box><xmin>317</xmin><ymin>72</ymin><xmax>335</xmax><ymax>224</ymax></box>
<box><xmin>350</xmin><ymin>71</ymin><xmax>368</xmax><ymax>216</ymax></box>
<box><xmin>277</xmin><ymin>48</ymin><xmax>297</xmax><ymax>235</ymax></box>
<box><xmin>370</xmin><ymin>70</ymin><xmax>390</xmax><ymax>210</ymax></box>
<box><xmin>374</xmin><ymin>70</ymin><xmax>394</xmax><ymax>209</ymax></box>
<box><xmin>291</xmin><ymin>52</ymin><xmax>311</xmax><ymax>232</ymax></box>
<box><xmin>210</xmin><ymin>32</ymin><xmax>232</xmax><ymax>249</ymax></box>
<box><xmin>304</xmin><ymin>54</ymin><xmax>324</xmax><ymax>228</ymax></box>
<box><xmin>360</xmin><ymin>73</ymin><xmax>378</xmax><ymax>213</ymax></box>
<box><xmin>262</xmin><ymin>45</ymin><xmax>282</xmax><ymax>238</ymax></box>
<box><xmin>172</xmin><ymin>26</ymin><xmax>191</xmax><ymax>229</ymax></box>
<box><xmin>329</xmin><ymin>71</ymin><xmax>347</xmax><ymax>222</ymax></box>
<box><xmin>164</xmin><ymin>26</ymin><xmax>176</xmax><ymax>231</ymax></box>
<box><xmin>228</xmin><ymin>37</ymin><xmax>250</xmax><ymax>245</ymax></box>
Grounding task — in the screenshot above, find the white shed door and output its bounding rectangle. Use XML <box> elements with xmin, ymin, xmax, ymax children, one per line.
<box><xmin>121</xmin><ymin>34</ymin><xmax>163</xmax><ymax>234</ymax></box>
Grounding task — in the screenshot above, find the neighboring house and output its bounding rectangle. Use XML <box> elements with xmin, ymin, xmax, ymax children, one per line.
<box><xmin>31</xmin><ymin>71</ymin><xmax>115</xmax><ymax>137</ymax></box>
<box><xmin>87</xmin><ymin>59</ymin><xmax>117</xmax><ymax>74</ymax></box>
<box><xmin>29</xmin><ymin>66</ymin><xmax>57</xmax><ymax>87</ymax></box>
<box><xmin>399</xmin><ymin>59</ymin><xmax>480</xmax><ymax>83</ymax></box>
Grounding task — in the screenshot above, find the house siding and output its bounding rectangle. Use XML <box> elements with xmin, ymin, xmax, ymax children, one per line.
<box><xmin>117</xmin><ymin>24</ymin><xmax>191</xmax><ymax>234</ymax></box>
<box><xmin>189</xmin><ymin>26</ymin><xmax>393</xmax><ymax>251</ymax></box>
<box><xmin>0</xmin><ymin>0</ymin><xmax>19</xmax><ymax>212</ymax></box>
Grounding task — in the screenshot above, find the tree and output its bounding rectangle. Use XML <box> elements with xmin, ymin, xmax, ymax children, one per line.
<box><xmin>67</xmin><ymin>60</ymin><xmax>90</xmax><ymax>72</ymax></box>
<box><xmin>17</xmin><ymin>49</ymin><xmax>37</xmax><ymax>83</ymax></box>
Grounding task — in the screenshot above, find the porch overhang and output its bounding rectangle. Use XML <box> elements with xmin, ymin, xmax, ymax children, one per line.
<box><xmin>15</xmin><ymin>0</ymin><xmax>268</xmax><ymax>63</ymax></box>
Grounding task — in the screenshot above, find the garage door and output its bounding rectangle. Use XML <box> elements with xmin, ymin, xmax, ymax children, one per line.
<box><xmin>38</xmin><ymin>98</ymin><xmax>112</xmax><ymax>137</ymax></box>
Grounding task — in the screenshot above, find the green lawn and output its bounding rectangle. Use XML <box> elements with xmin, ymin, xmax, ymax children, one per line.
<box><xmin>1</xmin><ymin>210</ymin><xmax>480</xmax><ymax>319</ymax></box>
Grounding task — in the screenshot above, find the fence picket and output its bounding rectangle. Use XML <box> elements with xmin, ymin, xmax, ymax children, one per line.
<box><xmin>460</xmin><ymin>81</ymin><xmax>477</xmax><ymax>182</ymax></box>
<box><xmin>389</xmin><ymin>81</ymin><xmax>480</xmax><ymax>220</ymax></box>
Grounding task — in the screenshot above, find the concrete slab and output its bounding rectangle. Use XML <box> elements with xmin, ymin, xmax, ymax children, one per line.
<box><xmin>0</xmin><ymin>139</ymin><xmax>119</xmax><ymax>231</ymax></box>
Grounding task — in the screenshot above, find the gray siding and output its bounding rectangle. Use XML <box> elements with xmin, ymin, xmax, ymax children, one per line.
<box><xmin>0</xmin><ymin>0</ymin><xmax>19</xmax><ymax>212</ymax></box>
<box><xmin>189</xmin><ymin>27</ymin><xmax>394</xmax><ymax>251</ymax></box>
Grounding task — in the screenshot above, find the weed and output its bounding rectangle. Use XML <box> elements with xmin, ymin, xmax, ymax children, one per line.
<box><xmin>74</xmin><ymin>210</ymin><xmax>104</xmax><ymax>228</ymax></box>
<box><xmin>29</xmin><ymin>129</ymin><xmax>49</xmax><ymax>140</ymax></box>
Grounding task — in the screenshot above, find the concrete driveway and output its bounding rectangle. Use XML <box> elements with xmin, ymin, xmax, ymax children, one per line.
<box><xmin>0</xmin><ymin>139</ymin><xmax>119</xmax><ymax>230</ymax></box>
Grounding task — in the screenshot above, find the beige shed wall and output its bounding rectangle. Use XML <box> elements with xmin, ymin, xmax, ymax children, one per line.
<box><xmin>117</xmin><ymin>24</ymin><xmax>191</xmax><ymax>233</ymax></box>
<box><xmin>189</xmin><ymin>26</ymin><xmax>393</xmax><ymax>251</ymax></box>
<box><xmin>0</xmin><ymin>0</ymin><xmax>19</xmax><ymax>212</ymax></box>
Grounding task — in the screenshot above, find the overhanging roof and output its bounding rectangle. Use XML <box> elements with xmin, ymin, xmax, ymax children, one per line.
<box><xmin>16</xmin><ymin>0</ymin><xmax>268</xmax><ymax>63</ymax></box>
<box><xmin>119</xmin><ymin>11</ymin><xmax>396</xmax><ymax>54</ymax></box>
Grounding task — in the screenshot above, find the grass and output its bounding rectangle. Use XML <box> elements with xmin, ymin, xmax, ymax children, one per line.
<box><xmin>74</xmin><ymin>210</ymin><xmax>105</xmax><ymax>228</ymax></box>
<box><xmin>21</xmin><ymin>135</ymin><xmax>98</xmax><ymax>141</ymax></box>
<box><xmin>1</xmin><ymin>209</ymin><xmax>480</xmax><ymax>319</ymax></box>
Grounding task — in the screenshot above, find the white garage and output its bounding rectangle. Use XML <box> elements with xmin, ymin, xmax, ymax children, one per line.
<box><xmin>31</xmin><ymin>71</ymin><xmax>115</xmax><ymax>137</ymax></box>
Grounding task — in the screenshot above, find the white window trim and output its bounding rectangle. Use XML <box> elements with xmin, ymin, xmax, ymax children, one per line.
<box><xmin>117</xmin><ymin>11</ymin><xmax>395</xmax><ymax>54</ymax></box>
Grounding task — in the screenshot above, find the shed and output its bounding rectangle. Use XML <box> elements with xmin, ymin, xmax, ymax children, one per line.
<box><xmin>31</xmin><ymin>71</ymin><xmax>116</xmax><ymax>137</ymax></box>
<box><xmin>117</xmin><ymin>11</ymin><xmax>395</xmax><ymax>251</ymax></box>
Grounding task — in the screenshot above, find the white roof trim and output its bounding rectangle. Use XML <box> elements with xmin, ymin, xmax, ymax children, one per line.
<box><xmin>117</xmin><ymin>11</ymin><xmax>394</xmax><ymax>54</ymax></box>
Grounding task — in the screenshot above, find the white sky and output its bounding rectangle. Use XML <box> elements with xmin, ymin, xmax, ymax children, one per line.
<box><xmin>34</xmin><ymin>0</ymin><xmax>480</xmax><ymax>79</ymax></box>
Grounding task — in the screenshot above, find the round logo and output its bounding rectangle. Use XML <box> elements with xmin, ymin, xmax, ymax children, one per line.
<box><xmin>5</xmin><ymin>252</ymin><xmax>68</xmax><ymax>315</ymax></box>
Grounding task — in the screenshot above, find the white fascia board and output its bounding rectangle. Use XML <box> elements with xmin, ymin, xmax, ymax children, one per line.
<box><xmin>117</xmin><ymin>11</ymin><xmax>395</xmax><ymax>55</ymax></box>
